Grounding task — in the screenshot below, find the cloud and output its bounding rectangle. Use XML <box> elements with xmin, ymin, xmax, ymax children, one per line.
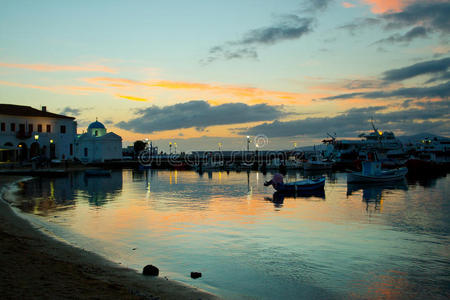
<box><xmin>339</xmin><ymin>1</ymin><xmax>449</xmax><ymax>46</ymax></box>
<box><xmin>115</xmin><ymin>94</ymin><xmax>149</xmax><ymax>102</ymax></box>
<box><xmin>342</xmin><ymin>2</ymin><xmax>355</xmax><ymax>8</ymax></box>
<box><xmin>116</xmin><ymin>100</ymin><xmax>286</xmax><ymax>134</ymax></box>
<box><xmin>59</xmin><ymin>107</ymin><xmax>82</xmax><ymax>116</ymax></box>
<box><xmin>300</xmin><ymin>0</ymin><xmax>334</xmax><ymax>13</ymax></box>
<box><xmin>86</xmin><ymin>77</ymin><xmax>305</xmax><ymax>103</ymax></box>
<box><xmin>382</xmin><ymin>57</ymin><xmax>450</xmax><ymax>82</ymax></box>
<box><xmin>372</xmin><ymin>26</ymin><xmax>429</xmax><ymax>45</ymax></box>
<box><xmin>337</xmin><ymin>17</ymin><xmax>381</xmax><ymax>35</ymax></box>
<box><xmin>238</xmin><ymin>16</ymin><xmax>313</xmax><ymax>46</ymax></box>
<box><xmin>362</xmin><ymin>0</ymin><xmax>407</xmax><ymax>14</ymax></box>
<box><xmin>203</xmin><ymin>13</ymin><xmax>316</xmax><ymax>63</ymax></box>
<box><xmin>381</xmin><ymin>1</ymin><xmax>450</xmax><ymax>33</ymax></box>
<box><xmin>240</xmin><ymin>100</ymin><xmax>449</xmax><ymax>138</ymax></box>
<box><xmin>0</xmin><ymin>79</ymin><xmax>104</xmax><ymax>95</ymax></box>
<box><xmin>0</xmin><ymin>62</ymin><xmax>116</xmax><ymax>73</ymax></box>
<box><xmin>320</xmin><ymin>81</ymin><xmax>450</xmax><ymax>100</ymax></box>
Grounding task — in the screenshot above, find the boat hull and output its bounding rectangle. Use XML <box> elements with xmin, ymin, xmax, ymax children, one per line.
<box><xmin>347</xmin><ymin>168</ymin><xmax>407</xmax><ymax>183</ymax></box>
<box><xmin>275</xmin><ymin>177</ymin><xmax>325</xmax><ymax>192</ymax></box>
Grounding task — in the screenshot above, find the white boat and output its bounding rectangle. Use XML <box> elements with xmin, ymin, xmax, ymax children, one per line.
<box><xmin>303</xmin><ymin>146</ymin><xmax>334</xmax><ymax>170</ymax></box>
<box><xmin>347</xmin><ymin>161</ymin><xmax>407</xmax><ymax>183</ymax></box>
<box><xmin>303</xmin><ymin>160</ymin><xmax>333</xmax><ymax>170</ymax></box>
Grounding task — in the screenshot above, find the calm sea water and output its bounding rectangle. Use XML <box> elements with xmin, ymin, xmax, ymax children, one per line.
<box><xmin>13</xmin><ymin>169</ymin><xmax>450</xmax><ymax>299</ymax></box>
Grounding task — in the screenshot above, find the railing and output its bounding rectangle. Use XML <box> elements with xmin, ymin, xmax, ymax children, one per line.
<box><xmin>16</xmin><ymin>131</ymin><xmax>32</xmax><ymax>139</ymax></box>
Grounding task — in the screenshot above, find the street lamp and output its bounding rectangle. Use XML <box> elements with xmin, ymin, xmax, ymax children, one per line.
<box><xmin>34</xmin><ymin>135</ymin><xmax>39</xmax><ymax>141</ymax></box>
<box><xmin>174</xmin><ymin>142</ymin><xmax>177</xmax><ymax>154</ymax></box>
<box><xmin>169</xmin><ymin>142</ymin><xmax>172</xmax><ymax>154</ymax></box>
<box><xmin>247</xmin><ymin>136</ymin><xmax>250</xmax><ymax>151</ymax></box>
<box><xmin>218</xmin><ymin>142</ymin><xmax>222</xmax><ymax>151</ymax></box>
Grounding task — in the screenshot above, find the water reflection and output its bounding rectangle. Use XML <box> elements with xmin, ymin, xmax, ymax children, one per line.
<box><xmin>406</xmin><ymin>172</ymin><xmax>447</xmax><ymax>188</ymax></box>
<box><xmin>265</xmin><ymin>189</ymin><xmax>326</xmax><ymax>208</ymax></box>
<box><xmin>347</xmin><ymin>180</ymin><xmax>408</xmax><ymax>212</ymax></box>
<box><xmin>14</xmin><ymin>170</ymin><xmax>450</xmax><ymax>300</ymax></box>
<box><xmin>16</xmin><ymin>170</ymin><xmax>123</xmax><ymax>214</ymax></box>
<box><xmin>81</xmin><ymin>170</ymin><xmax>122</xmax><ymax>206</ymax></box>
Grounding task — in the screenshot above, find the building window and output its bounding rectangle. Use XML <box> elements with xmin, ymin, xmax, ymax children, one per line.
<box><xmin>10</xmin><ymin>123</ymin><xmax>16</xmax><ymax>132</ymax></box>
<box><xmin>70</xmin><ymin>144</ymin><xmax>73</xmax><ymax>156</ymax></box>
<box><xmin>1</xmin><ymin>123</ymin><xmax>5</xmax><ymax>132</ymax></box>
<box><xmin>60</xmin><ymin>125</ymin><xmax>66</xmax><ymax>134</ymax></box>
<box><xmin>28</xmin><ymin>124</ymin><xmax>33</xmax><ymax>133</ymax></box>
<box><xmin>19</xmin><ymin>124</ymin><xmax>25</xmax><ymax>133</ymax></box>
<box><xmin>84</xmin><ymin>147</ymin><xmax>88</xmax><ymax>157</ymax></box>
<box><xmin>46</xmin><ymin>125</ymin><xmax>51</xmax><ymax>133</ymax></box>
<box><xmin>38</xmin><ymin>124</ymin><xmax>42</xmax><ymax>132</ymax></box>
<box><xmin>95</xmin><ymin>130</ymin><xmax>98</xmax><ymax>136</ymax></box>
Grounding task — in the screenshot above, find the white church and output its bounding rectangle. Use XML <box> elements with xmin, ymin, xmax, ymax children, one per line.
<box><xmin>75</xmin><ymin>120</ymin><xmax>122</xmax><ymax>163</ymax></box>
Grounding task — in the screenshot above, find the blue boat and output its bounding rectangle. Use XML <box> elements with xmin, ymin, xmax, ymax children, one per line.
<box><xmin>265</xmin><ymin>176</ymin><xmax>326</xmax><ymax>193</ymax></box>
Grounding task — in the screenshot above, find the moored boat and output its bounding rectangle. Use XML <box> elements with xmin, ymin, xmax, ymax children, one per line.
<box><xmin>265</xmin><ymin>174</ymin><xmax>325</xmax><ymax>192</ymax></box>
<box><xmin>347</xmin><ymin>161</ymin><xmax>407</xmax><ymax>183</ymax></box>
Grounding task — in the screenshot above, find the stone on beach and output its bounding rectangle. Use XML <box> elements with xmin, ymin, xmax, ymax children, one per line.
<box><xmin>143</xmin><ymin>264</ymin><xmax>159</xmax><ymax>276</ymax></box>
<box><xmin>191</xmin><ymin>272</ymin><xmax>202</xmax><ymax>279</ymax></box>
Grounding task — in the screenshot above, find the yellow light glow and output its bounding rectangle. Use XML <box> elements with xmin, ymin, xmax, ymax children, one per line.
<box><xmin>34</xmin><ymin>135</ymin><xmax>39</xmax><ymax>140</ymax></box>
<box><xmin>50</xmin><ymin>139</ymin><xmax>54</xmax><ymax>143</ymax></box>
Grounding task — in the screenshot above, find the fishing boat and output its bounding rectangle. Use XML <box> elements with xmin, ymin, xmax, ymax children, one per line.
<box><xmin>347</xmin><ymin>161</ymin><xmax>407</xmax><ymax>183</ymax></box>
<box><xmin>265</xmin><ymin>174</ymin><xmax>325</xmax><ymax>193</ymax></box>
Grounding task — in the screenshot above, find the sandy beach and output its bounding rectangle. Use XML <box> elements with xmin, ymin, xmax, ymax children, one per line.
<box><xmin>0</xmin><ymin>176</ymin><xmax>219</xmax><ymax>300</ymax></box>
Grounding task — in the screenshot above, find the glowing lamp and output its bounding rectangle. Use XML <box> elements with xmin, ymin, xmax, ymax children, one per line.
<box><xmin>34</xmin><ymin>135</ymin><xmax>39</xmax><ymax>140</ymax></box>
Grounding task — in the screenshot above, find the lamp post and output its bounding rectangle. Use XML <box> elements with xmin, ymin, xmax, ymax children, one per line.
<box><xmin>218</xmin><ymin>142</ymin><xmax>222</xmax><ymax>151</ymax></box>
<box><xmin>169</xmin><ymin>142</ymin><xmax>172</xmax><ymax>154</ymax></box>
<box><xmin>247</xmin><ymin>136</ymin><xmax>250</xmax><ymax>152</ymax></box>
<box><xmin>174</xmin><ymin>142</ymin><xmax>177</xmax><ymax>154</ymax></box>
<box><xmin>34</xmin><ymin>135</ymin><xmax>39</xmax><ymax>141</ymax></box>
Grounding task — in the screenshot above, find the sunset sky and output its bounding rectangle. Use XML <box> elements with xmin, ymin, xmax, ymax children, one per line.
<box><xmin>1</xmin><ymin>0</ymin><xmax>448</xmax><ymax>151</ymax></box>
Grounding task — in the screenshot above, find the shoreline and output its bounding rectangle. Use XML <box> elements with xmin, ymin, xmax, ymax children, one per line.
<box><xmin>0</xmin><ymin>176</ymin><xmax>219</xmax><ymax>299</ymax></box>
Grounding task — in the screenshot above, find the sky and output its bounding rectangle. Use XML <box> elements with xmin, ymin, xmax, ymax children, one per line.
<box><xmin>0</xmin><ymin>0</ymin><xmax>449</xmax><ymax>152</ymax></box>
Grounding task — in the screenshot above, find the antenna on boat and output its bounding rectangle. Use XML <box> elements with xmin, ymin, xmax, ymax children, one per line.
<box><xmin>370</xmin><ymin>117</ymin><xmax>378</xmax><ymax>132</ymax></box>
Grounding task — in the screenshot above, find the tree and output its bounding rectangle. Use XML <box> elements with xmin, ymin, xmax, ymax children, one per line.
<box><xmin>133</xmin><ymin>140</ymin><xmax>146</xmax><ymax>156</ymax></box>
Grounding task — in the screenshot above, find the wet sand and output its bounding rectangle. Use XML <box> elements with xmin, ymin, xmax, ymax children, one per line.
<box><xmin>0</xmin><ymin>176</ymin><xmax>219</xmax><ymax>299</ymax></box>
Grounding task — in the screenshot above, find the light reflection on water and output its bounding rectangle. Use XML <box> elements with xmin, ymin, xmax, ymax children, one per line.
<box><xmin>14</xmin><ymin>170</ymin><xmax>450</xmax><ymax>299</ymax></box>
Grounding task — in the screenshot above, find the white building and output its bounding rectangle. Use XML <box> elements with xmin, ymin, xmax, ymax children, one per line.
<box><xmin>75</xmin><ymin>120</ymin><xmax>122</xmax><ymax>163</ymax></box>
<box><xmin>0</xmin><ymin>104</ymin><xmax>77</xmax><ymax>162</ymax></box>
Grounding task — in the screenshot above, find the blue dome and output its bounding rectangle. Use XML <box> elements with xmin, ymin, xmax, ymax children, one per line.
<box><xmin>88</xmin><ymin>121</ymin><xmax>105</xmax><ymax>129</ymax></box>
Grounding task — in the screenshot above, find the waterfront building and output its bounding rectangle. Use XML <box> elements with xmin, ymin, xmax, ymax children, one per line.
<box><xmin>0</xmin><ymin>104</ymin><xmax>76</xmax><ymax>162</ymax></box>
<box><xmin>75</xmin><ymin>120</ymin><xmax>122</xmax><ymax>163</ymax></box>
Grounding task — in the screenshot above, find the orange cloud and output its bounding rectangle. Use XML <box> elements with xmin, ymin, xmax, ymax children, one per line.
<box><xmin>86</xmin><ymin>77</ymin><xmax>310</xmax><ymax>105</ymax></box>
<box><xmin>115</xmin><ymin>94</ymin><xmax>149</xmax><ymax>102</ymax></box>
<box><xmin>0</xmin><ymin>79</ymin><xmax>104</xmax><ymax>95</ymax></box>
<box><xmin>342</xmin><ymin>2</ymin><xmax>355</xmax><ymax>8</ymax></box>
<box><xmin>362</xmin><ymin>0</ymin><xmax>406</xmax><ymax>13</ymax></box>
<box><xmin>0</xmin><ymin>62</ymin><xmax>116</xmax><ymax>73</ymax></box>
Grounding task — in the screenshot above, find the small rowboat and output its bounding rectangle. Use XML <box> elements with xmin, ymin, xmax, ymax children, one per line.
<box><xmin>271</xmin><ymin>176</ymin><xmax>326</xmax><ymax>193</ymax></box>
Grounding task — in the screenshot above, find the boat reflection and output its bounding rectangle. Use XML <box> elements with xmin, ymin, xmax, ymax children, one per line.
<box><xmin>16</xmin><ymin>170</ymin><xmax>123</xmax><ymax>213</ymax></box>
<box><xmin>265</xmin><ymin>189</ymin><xmax>326</xmax><ymax>208</ymax></box>
<box><xmin>347</xmin><ymin>181</ymin><xmax>408</xmax><ymax>211</ymax></box>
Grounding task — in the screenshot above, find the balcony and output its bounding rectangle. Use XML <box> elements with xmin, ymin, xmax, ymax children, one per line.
<box><xmin>16</xmin><ymin>131</ymin><xmax>32</xmax><ymax>140</ymax></box>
